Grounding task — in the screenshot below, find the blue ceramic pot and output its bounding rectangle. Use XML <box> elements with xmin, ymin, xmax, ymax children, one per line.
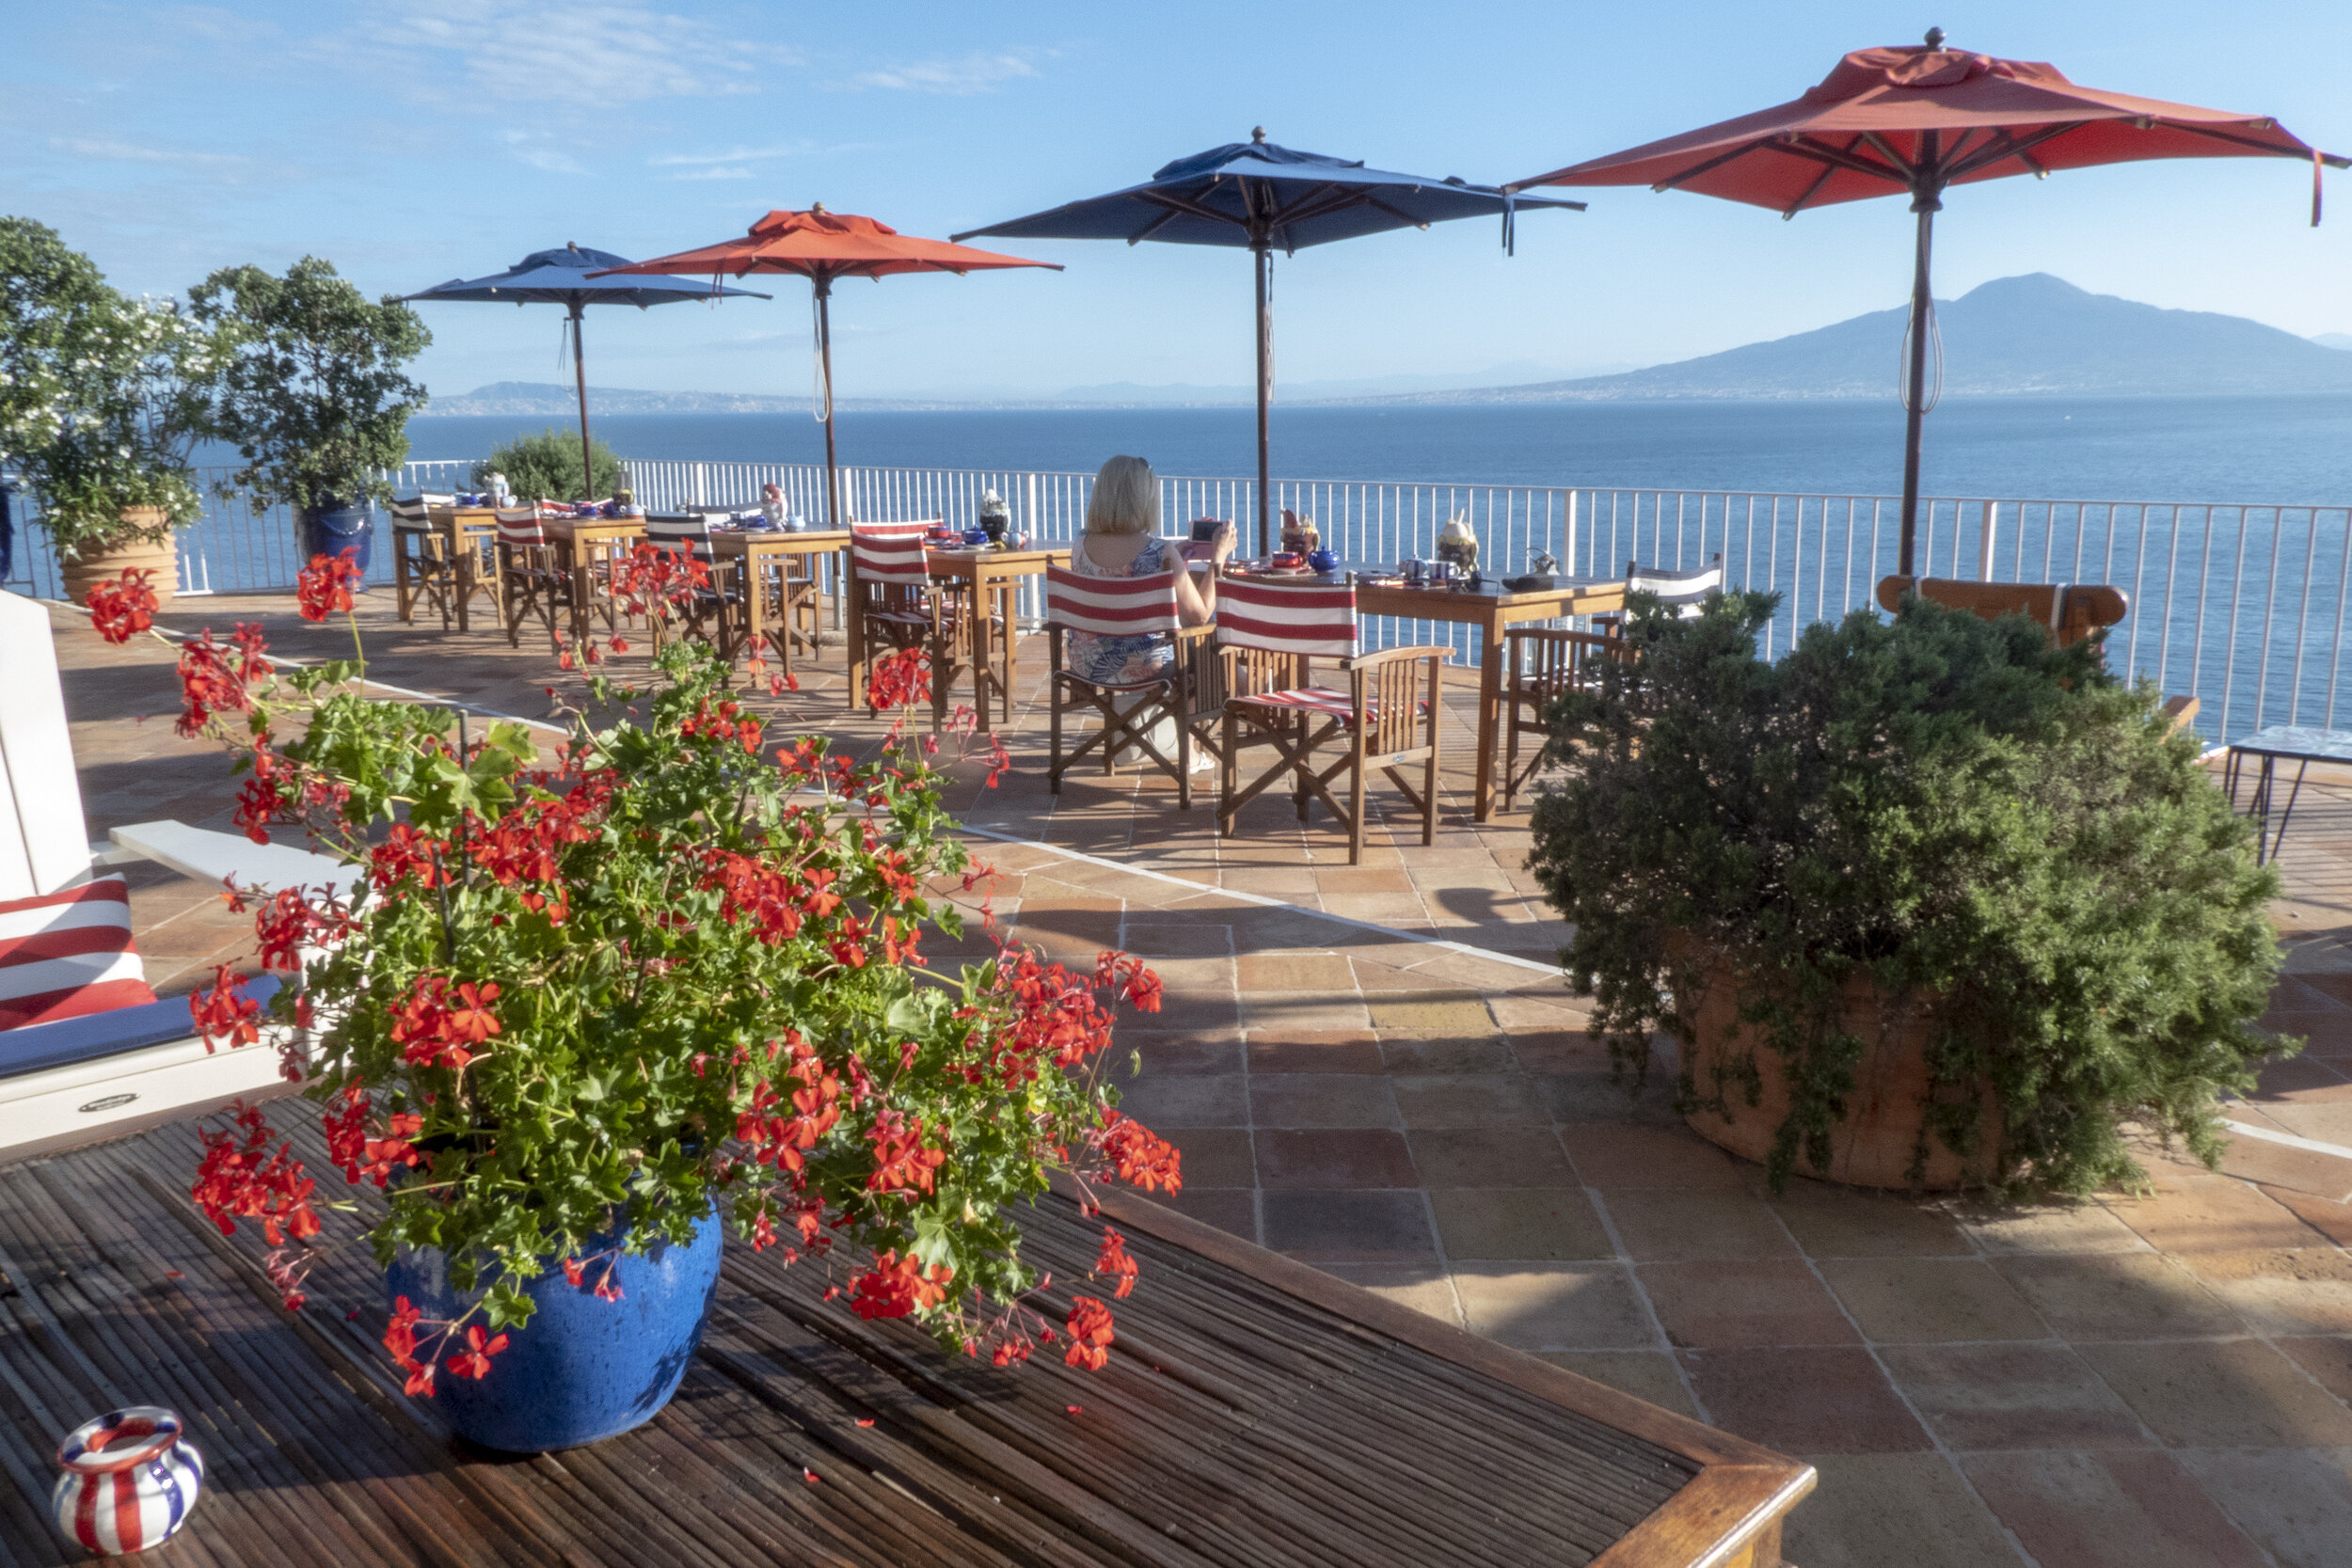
<box><xmin>299</xmin><ymin>500</ymin><xmax>374</xmax><ymax>575</ymax></box>
<box><xmin>383</xmin><ymin>1210</ymin><xmax>723</xmax><ymax>1453</ymax></box>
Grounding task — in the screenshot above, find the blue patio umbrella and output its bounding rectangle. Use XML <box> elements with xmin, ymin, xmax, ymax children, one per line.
<box><xmin>955</xmin><ymin>131</ymin><xmax>1582</xmax><ymax>550</ymax></box>
<box><xmin>403</xmin><ymin>243</ymin><xmax>768</xmax><ymax>497</ymax></box>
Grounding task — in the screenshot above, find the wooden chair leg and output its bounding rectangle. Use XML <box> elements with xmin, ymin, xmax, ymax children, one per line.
<box><xmin>1347</xmin><ymin>730</ymin><xmax>1367</xmax><ymax>866</ymax></box>
<box><xmin>1425</xmin><ymin>657</ymin><xmax>1443</xmax><ymax>846</ymax></box>
<box><xmin>1218</xmin><ymin>710</ymin><xmax>1239</xmax><ymax>838</ymax></box>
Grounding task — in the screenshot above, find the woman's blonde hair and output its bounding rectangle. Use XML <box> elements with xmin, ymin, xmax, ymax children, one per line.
<box><xmin>1085</xmin><ymin>454</ymin><xmax>1160</xmax><ymax>536</ymax></box>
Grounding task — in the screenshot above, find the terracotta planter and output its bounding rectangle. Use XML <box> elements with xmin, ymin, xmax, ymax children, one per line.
<box><xmin>56</xmin><ymin>509</ymin><xmax>177</xmax><ymax>609</ymax></box>
<box><xmin>1678</xmin><ymin>949</ymin><xmax>2002</xmax><ymax>1190</ymax></box>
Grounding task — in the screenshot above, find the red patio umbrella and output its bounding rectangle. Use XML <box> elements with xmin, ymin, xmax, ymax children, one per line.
<box><xmin>594</xmin><ymin>206</ymin><xmax>1058</xmax><ymax>528</ymax></box>
<box><xmin>1506</xmin><ymin>29</ymin><xmax>2346</xmax><ymax>577</ymax></box>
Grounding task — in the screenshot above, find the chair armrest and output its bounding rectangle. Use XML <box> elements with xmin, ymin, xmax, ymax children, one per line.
<box><xmin>110</xmin><ymin>821</ymin><xmax>358</xmax><ymax>898</ymax></box>
<box><xmin>1502</xmin><ymin>628</ymin><xmax>1628</xmax><ymax>652</ymax></box>
<box><xmin>1344</xmin><ymin>644</ymin><xmax>1454</xmax><ymax>671</ymax></box>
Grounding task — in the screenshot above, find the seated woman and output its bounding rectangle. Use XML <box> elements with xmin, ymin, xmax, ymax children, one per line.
<box><xmin>1065</xmin><ymin>453</ymin><xmax>1233</xmax><ymax>688</ymax></box>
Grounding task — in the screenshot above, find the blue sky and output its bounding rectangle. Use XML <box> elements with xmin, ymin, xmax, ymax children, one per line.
<box><xmin>10</xmin><ymin>0</ymin><xmax>2350</xmax><ymax>400</ymax></box>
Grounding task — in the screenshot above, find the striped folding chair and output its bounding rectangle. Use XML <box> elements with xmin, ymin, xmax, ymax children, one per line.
<box><xmin>492</xmin><ymin>505</ymin><xmax>568</xmax><ymax>654</ymax></box>
<box><xmin>850</xmin><ymin>521</ymin><xmax>957</xmax><ymax>719</ymax></box>
<box><xmin>641</xmin><ymin>513</ymin><xmax>743</xmax><ymax>654</ymax></box>
<box><xmin>388</xmin><ymin>494</ymin><xmax>456</xmax><ymax>628</ymax></box>
<box><xmin>1216</xmin><ymin>578</ymin><xmax>1451</xmax><ymax>864</ymax></box>
<box><xmin>1045</xmin><ymin>566</ymin><xmax>1226</xmax><ymax>809</ymax></box>
<box><xmin>1595</xmin><ymin>554</ymin><xmax>1724</xmax><ymax>638</ymax></box>
<box><xmin>1498</xmin><ymin>628</ymin><xmax>1629</xmax><ymax>811</ymax></box>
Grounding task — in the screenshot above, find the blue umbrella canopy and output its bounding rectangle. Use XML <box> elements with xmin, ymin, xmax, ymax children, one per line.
<box><xmin>954</xmin><ymin>132</ymin><xmax>1581</xmax><ymax>548</ymax></box>
<box><xmin>403</xmin><ymin>243</ymin><xmax>768</xmax><ymax>498</ymax></box>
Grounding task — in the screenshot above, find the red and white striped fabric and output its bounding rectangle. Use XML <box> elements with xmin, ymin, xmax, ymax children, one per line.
<box><xmin>1216</xmin><ymin>578</ymin><xmax>1358</xmax><ymax>659</ymax></box>
<box><xmin>852</xmin><ymin>522</ymin><xmax>932</xmax><ymax>583</ymax></box>
<box><xmin>0</xmin><ymin>877</ymin><xmax>156</xmax><ymax>1030</ymax></box>
<box><xmin>1045</xmin><ymin>566</ymin><xmax>1181</xmax><ymax>638</ymax></box>
<box><xmin>492</xmin><ymin>505</ymin><xmax>547</xmax><ymax>546</ymax></box>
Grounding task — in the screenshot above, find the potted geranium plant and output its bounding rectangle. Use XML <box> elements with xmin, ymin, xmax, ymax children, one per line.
<box><xmin>0</xmin><ymin>216</ymin><xmax>213</xmax><ymax>604</ymax></box>
<box><xmin>188</xmin><ymin>258</ymin><xmax>430</xmax><ymax>575</ymax></box>
<box><xmin>1527</xmin><ymin>590</ymin><xmax>2285</xmax><ymax>1195</ymax></box>
<box><xmin>84</xmin><ymin>558</ymin><xmax>1178</xmax><ymax>1453</ymax></box>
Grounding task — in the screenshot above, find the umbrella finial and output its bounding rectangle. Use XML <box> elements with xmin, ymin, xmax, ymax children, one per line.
<box><xmin>811</xmin><ymin>201</ymin><xmax>828</xmax><ymax>214</ymax></box>
<box><xmin>567</xmin><ymin>240</ymin><xmax>580</xmax><ymax>251</ymax></box>
<box><xmin>1251</xmin><ymin>126</ymin><xmax>1266</xmax><ymax>143</ymax></box>
<box><xmin>1924</xmin><ymin>25</ymin><xmax>1947</xmax><ymax>51</ymax></box>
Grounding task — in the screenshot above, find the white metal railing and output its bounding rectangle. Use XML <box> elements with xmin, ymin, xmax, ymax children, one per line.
<box><xmin>10</xmin><ymin>456</ymin><xmax>2346</xmax><ymax>747</ymax></box>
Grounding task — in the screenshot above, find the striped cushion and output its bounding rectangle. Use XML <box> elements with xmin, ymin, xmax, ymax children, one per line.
<box><xmin>1216</xmin><ymin>578</ymin><xmax>1358</xmax><ymax>659</ymax></box>
<box><xmin>0</xmin><ymin>878</ymin><xmax>157</xmax><ymax>1030</ymax></box>
<box><xmin>853</xmin><ymin>522</ymin><xmax>932</xmax><ymax>583</ymax></box>
<box><xmin>1046</xmin><ymin>566</ymin><xmax>1180</xmax><ymax>638</ymax></box>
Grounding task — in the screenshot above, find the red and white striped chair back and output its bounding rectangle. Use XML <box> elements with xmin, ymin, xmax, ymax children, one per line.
<box><xmin>644</xmin><ymin>513</ymin><xmax>715</xmax><ymax>562</ymax></box>
<box><xmin>852</xmin><ymin>522</ymin><xmax>932</xmax><ymax>584</ymax></box>
<box><xmin>493</xmin><ymin>505</ymin><xmax>546</xmax><ymax>546</ymax></box>
<box><xmin>1216</xmin><ymin>578</ymin><xmax>1357</xmax><ymax>660</ymax></box>
<box><xmin>1045</xmin><ymin>566</ymin><xmax>1181</xmax><ymax>639</ymax></box>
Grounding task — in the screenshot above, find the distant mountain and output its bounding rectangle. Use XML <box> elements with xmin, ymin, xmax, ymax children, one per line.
<box><xmin>428</xmin><ymin>382</ymin><xmax>972</xmax><ymax>416</ymax></box>
<box><xmin>1347</xmin><ymin>276</ymin><xmax>2352</xmax><ymax>404</ymax></box>
<box><xmin>2312</xmin><ymin>333</ymin><xmax>2352</xmax><ymax>352</ymax></box>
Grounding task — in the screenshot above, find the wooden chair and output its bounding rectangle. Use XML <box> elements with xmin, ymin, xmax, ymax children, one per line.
<box><xmin>389</xmin><ymin>494</ymin><xmax>456</xmax><ymax>628</ymax></box>
<box><xmin>1498</xmin><ymin>628</ymin><xmax>1629</xmax><ymax>811</ymax></box>
<box><xmin>643</xmin><ymin>513</ymin><xmax>743</xmax><ymax>655</ymax></box>
<box><xmin>1044</xmin><ymin>566</ymin><xmax>1226</xmax><ymax>808</ymax></box>
<box><xmin>493</xmin><ymin>506</ymin><xmax>569</xmax><ymax>655</ymax></box>
<box><xmin>1595</xmin><ymin>554</ymin><xmax>1724</xmax><ymax>637</ymax></box>
<box><xmin>1874</xmin><ymin>575</ymin><xmax>2200</xmax><ymax>731</ymax></box>
<box><xmin>850</xmin><ymin>522</ymin><xmax>972</xmax><ymax>726</ymax></box>
<box><xmin>1216</xmin><ymin>578</ymin><xmax>1451</xmax><ymax>865</ymax></box>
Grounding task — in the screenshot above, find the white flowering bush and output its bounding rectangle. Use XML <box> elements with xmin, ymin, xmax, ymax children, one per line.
<box><xmin>0</xmin><ymin>216</ymin><xmax>213</xmax><ymax>559</ymax></box>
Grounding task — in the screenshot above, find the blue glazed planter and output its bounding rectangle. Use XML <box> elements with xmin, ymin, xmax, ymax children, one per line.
<box><xmin>299</xmin><ymin>500</ymin><xmax>374</xmax><ymax>575</ymax></box>
<box><xmin>384</xmin><ymin>1211</ymin><xmax>724</xmax><ymax>1453</ymax></box>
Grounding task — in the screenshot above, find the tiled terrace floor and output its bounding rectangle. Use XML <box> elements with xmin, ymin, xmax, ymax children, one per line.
<box><xmin>40</xmin><ymin>587</ymin><xmax>2352</xmax><ymax>1568</ymax></box>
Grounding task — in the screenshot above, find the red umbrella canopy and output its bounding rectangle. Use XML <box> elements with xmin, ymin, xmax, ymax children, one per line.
<box><xmin>1507</xmin><ymin>36</ymin><xmax>2345</xmax><ymax>218</ymax></box>
<box><xmin>592</xmin><ymin>205</ymin><xmax>1059</xmax><ymax>282</ymax></box>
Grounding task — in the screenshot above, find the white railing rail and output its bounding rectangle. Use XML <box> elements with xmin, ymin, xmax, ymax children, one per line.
<box><xmin>9</xmin><ymin>457</ymin><xmax>2345</xmax><ymax>746</ymax></box>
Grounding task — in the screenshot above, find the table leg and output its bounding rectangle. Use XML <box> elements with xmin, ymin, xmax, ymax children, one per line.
<box><xmin>744</xmin><ymin>551</ymin><xmax>768</xmax><ymax>674</ymax></box>
<box><xmin>1472</xmin><ymin>613</ymin><xmax>1504</xmax><ymax>823</ymax></box>
<box><xmin>847</xmin><ymin>574</ymin><xmax>868</xmax><ymax>707</ymax></box>
<box><xmin>453</xmin><ymin>532</ymin><xmax>472</xmax><ymax>635</ymax></box>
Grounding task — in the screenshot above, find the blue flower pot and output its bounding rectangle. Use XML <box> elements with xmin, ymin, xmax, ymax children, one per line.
<box><xmin>299</xmin><ymin>500</ymin><xmax>374</xmax><ymax>576</ymax></box>
<box><xmin>383</xmin><ymin>1210</ymin><xmax>724</xmax><ymax>1453</ymax></box>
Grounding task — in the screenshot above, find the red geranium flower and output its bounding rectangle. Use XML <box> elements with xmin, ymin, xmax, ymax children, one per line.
<box><xmin>295</xmin><ymin>549</ymin><xmax>365</xmax><ymax>622</ymax></box>
<box><xmin>85</xmin><ymin>568</ymin><xmax>159</xmax><ymax>643</ymax></box>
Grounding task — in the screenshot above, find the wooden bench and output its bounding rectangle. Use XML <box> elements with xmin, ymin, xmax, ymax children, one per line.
<box><xmin>0</xmin><ymin>1116</ymin><xmax>1814</xmax><ymax>1565</ymax></box>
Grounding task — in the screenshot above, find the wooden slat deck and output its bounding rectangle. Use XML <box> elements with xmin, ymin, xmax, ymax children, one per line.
<box><xmin>0</xmin><ymin>1118</ymin><xmax>1812</xmax><ymax>1567</ymax></box>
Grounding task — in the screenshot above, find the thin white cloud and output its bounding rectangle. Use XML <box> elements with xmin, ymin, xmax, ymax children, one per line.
<box><xmin>850</xmin><ymin>51</ymin><xmax>1039</xmax><ymax>95</ymax></box>
<box><xmin>501</xmin><ymin>130</ymin><xmax>585</xmax><ymax>175</ymax></box>
<box><xmin>53</xmin><ymin>136</ymin><xmax>246</xmax><ymax>170</ymax></box>
<box><xmin>649</xmin><ymin>144</ymin><xmax>811</xmax><ymax>168</ymax></box>
<box><xmin>311</xmin><ymin>1</ymin><xmax>797</xmax><ymax>103</ymax></box>
<box><xmin>672</xmin><ymin>166</ymin><xmax>753</xmax><ymax>181</ymax></box>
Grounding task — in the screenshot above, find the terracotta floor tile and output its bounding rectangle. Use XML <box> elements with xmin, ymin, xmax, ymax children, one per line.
<box><xmin>2103</xmin><ymin>1172</ymin><xmax>2327</xmax><ymax>1252</ymax></box>
<box><xmin>1638</xmin><ymin>1259</ymin><xmax>1860</xmax><ymax>1349</ymax></box>
<box><xmin>1311</xmin><ymin>866</ymin><xmax>1416</xmax><ymax>895</ymax></box>
<box><xmin>1504</xmin><ymin>1028</ymin><xmax>1614</xmax><ymax>1073</ymax></box>
<box><xmin>1152</xmin><ymin>1128</ymin><xmax>1255</xmax><ymax>1190</ymax></box>
<box><xmin>1246</xmin><ymin>1031</ymin><xmax>1382</xmax><ymax>1074</ymax></box>
<box><xmin>1403</xmin><ymin>1127</ymin><xmax>1574</xmax><ymax>1188</ymax></box>
<box><xmin>1993</xmin><ymin>1253</ymin><xmax>2245</xmax><ymax>1341</ymax></box>
<box><xmin>1390</xmin><ymin>1073</ymin><xmax>1549</xmax><ymax>1129</ymax></box>
<box><xmin>1236</xmin><ymin>991</ymin><xmax>1373</xmax><ymax>1033</ymax></box>
<box><xmin>1429</xmin><ymin>1188</ymin><xmax>1615</xmax><ymax>1262</ymax></box>
<box><xmin>1143</xmin><ymin>1188</ymin><xmax>1257</xmax><ymax>1243</ymax></box>
<box><xmin>1315</xmin><ymin>1263</ymin><xmax>1461</xmax><ymax>1327</ymax></box>
<box><xmin>1818</xmin><ymin>1258</ymin><xmax>2050</xmax><ymax>1344</ymax></box>
<box><xmin>1124</xmin><ymin>1031</ymin><xmax>1244</xmax><ymax>1076</ymax></box>
<box><xmin>1534</xmin><ymin>1071</ymin><xmax>1682</xmax><ymax>1126</ymax></box>
<box><xmin>1532</xmin><ymin>1352</ymin><xmax>1699</xmax><ymax>1419</ymax></box>
<box><xmin>1782</xmin><ymin>1453</ymin><xmax>2027</xmax><ymax>1568</ymax></box>
<box><xmin>1316</xmin><ymin>892</ymin><xmax>1431</xmax><ymax>925</ymax></box>
<box><xmin>1489</xmin><ymin>995</ymin><xmax>1593</xmax><ymax>1034</ymax></box>
<box><xmin>2177</xmin><ymin>1248</ymin><xmax>2352</xmax><ymax>1336</ymax></box>
<box><xmin>1364</xmin><ymin>994</ymin><xmax>1493</xmax><ymax>1035</ymax></box>
<box><xmin>1963</xmin><ymin>1449</ymin><xmax>2269</xmax><ymax>1568</ymax></box>
<box><xmin>1234</xmin><ymin>952</ymin><xmax>1355</xmax><ymax>992</ymax></box>
<box><xmin>1679</xmin><ymin>1346</ymin><xmax>1930</xmax><ymax>1454</ymax></box>
<box><xmin>1599</xmin><ymin>1191</ymin><xmax>1800</xmax><ymax>1262</ymax></box>
<box><xmin>1260</xmin><ymin>1190</ymin><xmax>1436</xmax><ymax>1263</ymax></box>
<box><xmin>1119</xmin><ymin>923</ymin><xmax>1234</xmax><ymax>958</ymax></box>
<box><xmin>1880</xmin><ymin>1344</ymin><xmax>2153</xmax><ymax>1451</ymax></box>
<box><xmin>1450</xmin><ymin>1261</ymin><xmax>1655</xmax><ymax>1351</ymax></box>
<box><xmin>1248</xmin><ymin>1073</ymin><xmax>1400</xmax><ymax>1130</ymax></box>
<box><xmin>2274</xmin><ymin>1337</ymin><xmax>2352</xmax><ymax>1403</ymax></box>
<box><xmin>2175</xmin><ymin>1448</ymin><xmax>2352</xmax><ymax>1568</ymax></box>
<box><xmin>1375</xmin><ymin>1035</ymin><xmax>1515</xmax><ymax>1073</ymax></box>
<box><xmin>1757</xmin><ymin>1177</ymin><xmax>1976</xmax><ymax>1259</ymax></box>
<box><xmin>1951</xmin><ymin>1198</ymin><xmax>2154</xmax><ymax>1256</ymax></box>
<box><xmin>1559</xmin><ymin>1124</ymin><xmax>1748</xmax><ymax>1190</ymax></box>
<box><xmin>2078</xmin><ymin>1338</ymin><xmax>2352</xmax><ymax>1448</ymax></box>
<box><xmin>1252</xmin><ymin>1129</ymin><xmax>1417</xmax><ymax>1190</ymax></box>
<box><xmin>1115</xmin><ymin>1072</ymin><xmax>1248</xmax><ymax>1129</ymax></box>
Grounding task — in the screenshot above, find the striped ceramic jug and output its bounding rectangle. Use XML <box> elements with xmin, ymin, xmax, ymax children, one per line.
<box><xmin>52</xmin><ymin>1405</ymin><xmax>204</xmax><ymax>1555</ymax></box>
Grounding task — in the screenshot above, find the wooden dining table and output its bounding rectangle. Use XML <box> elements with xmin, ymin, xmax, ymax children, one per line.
<box><xmin>548</xmin><ymin>515</ymin><xmax>646</xmax><ymax>646</ymax></box>
<box><xmin>707</xmin><ymin>528</ymin><xmax>852</xmax><ymax>680</ymax></box>
<box><xmin>421</xmin><ymin>506</ymin><xmax>503</xmax><ymax>633</ymax></box>
<box><xmin>848</xmin><ymin>543</ymin><xmax>1070</xmax><ymax>731</ymax></box>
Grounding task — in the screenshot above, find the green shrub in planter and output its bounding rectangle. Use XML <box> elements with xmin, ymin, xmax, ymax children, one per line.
<box><xmin>476</xmin><ymin>427</ymin><xmax>625</xmax><ymax>504</ymax></box>
<box><xmin>1527</xmin><ymin>591</ymin><xmax>2286</xmax><ymax>1195</ymax></box>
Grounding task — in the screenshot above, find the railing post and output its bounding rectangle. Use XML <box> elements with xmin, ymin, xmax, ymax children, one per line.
<box><xmin>1978</xmin><ymin>500</ymin><xmax>1998</xmax><ymax>582</ymax></box>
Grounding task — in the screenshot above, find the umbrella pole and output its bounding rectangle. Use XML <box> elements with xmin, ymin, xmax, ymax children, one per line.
<box><xmin>570</xmin><ymin>302</ymin><xmax>595</xmax><ymax>500</ymax></box>
<box><xmin>1898</xmin><ymin>197</ymin><xmax>1939</xmax><ymax>580</ymax></box>
<box><xmin>815</xmin><ymin>276</ymin><xmax>839</xmax><ymax>531</ymax></box>
<box><xmin>1254</xmin><ymin>245</ymin><xmax>1272</xmax><ymax>557</ymax></box>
